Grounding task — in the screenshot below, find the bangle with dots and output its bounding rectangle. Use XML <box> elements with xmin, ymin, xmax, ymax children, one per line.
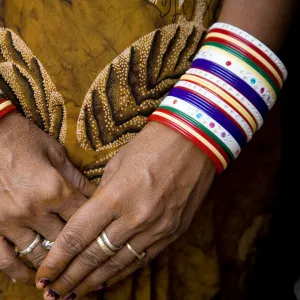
<box><xmin>209</xmin><ymin>22</ymin><xmax>287</xmax><ymax>80</ymax></box>
<box><xmin>186</xmin><ymin>68</ymin><xmax>264</xmax><ymax>129</ymax></box>
<box><xmin>195</xmin><ymin>45</ymin><xmax>277</xmax><ymax>101</ymax></box>
<box><xmin>160</xmin><ymin>95</ymin><xmax>241</xmax><ymax>158</ymax></box>
<box><xmin>174</xmin><ymin>80</ymin><xmax>253</xmax><ymax>140</ymax></box>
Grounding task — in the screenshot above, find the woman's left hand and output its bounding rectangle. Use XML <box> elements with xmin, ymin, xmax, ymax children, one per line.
<box><xmin>36</xmin><ymin>122</ymin><xmax>216</xmax><ymax>299</ymax></box>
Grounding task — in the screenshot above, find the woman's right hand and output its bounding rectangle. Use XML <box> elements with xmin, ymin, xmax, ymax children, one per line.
<box><xmin>0</xmin><ymin>112</ymin><xmax>96</xmax><ymax>285</ymax></box>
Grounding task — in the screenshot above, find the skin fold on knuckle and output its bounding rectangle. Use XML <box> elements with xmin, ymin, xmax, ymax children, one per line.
<box><xmin>57</xmin><ymin>227</ymin><xmax>87</xmax><ymax>257</ymax></box>
<box><xmin>102</xmin><ymin>257</ymin><xmax>126</xmax><ymax>275</ymax></box>
<box><xmin>0</xmin><ymin>256</ymin><xmax>15</xmax><ymax>272</ymax></box>
<box><xmin>77</xmin><ymin>246</ymin><xmax>104</xmax><ymax>269</ymax></box>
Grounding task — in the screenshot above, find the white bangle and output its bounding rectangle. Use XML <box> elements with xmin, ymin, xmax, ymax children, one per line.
<box><xmin>186</xmin><ymin>68</ymin><xmax>264</xmax><ymax>129</ymax></box>
<box><xmin>209</xmin><ymin>22</ymin><xmax>288</xmax><ymax>80</ymax></box>
<box><xmin>175</xmin><ymin>80</ymin><xmax>253</xmax><ymax>141</ymax></box>
<box><xmin>160</xmin><ymin>96</ymin><xmax>241</xmax><ymax>158</ymax></box>
<box><xmin>195</xmin><ymin>45</ymin><xmax>276</xmax><ymax>106</ymax></box>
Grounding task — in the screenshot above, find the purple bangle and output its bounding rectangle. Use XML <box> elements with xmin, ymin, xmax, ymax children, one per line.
<box><xmin>192</xmin><ymin>59</ymin><xmax>269</xmax><ymax>118</ymax></box>
<box><xmin>168</xmin><ymin>87</ymin><xmax>246</xmax><ymax>147</ymax></box>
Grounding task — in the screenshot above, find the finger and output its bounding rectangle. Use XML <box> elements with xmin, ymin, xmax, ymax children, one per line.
<box><xmin>55</xmin><ymin>188</ymin><xmax>90</xmax><ymax>222</ymax></box>
<box><xmin>48</xmin><ymin>147</ymin><xmax>97</xmax><ymax>198</ymax></box>
<box><xmin>72</xmin><ymin>235</ymin><xmax>176</xmax><ymax>298</ymax></box>
<box><xmin>0</xmin><ymin>236</ymin><xmax>35</xmax><ymax>285</ymax></box>
<box><xmin>36</xmin><ymin>192</ymin><xmax>115</xmax><ymax>286</ymax></box>
<box><xmin>41</xmin><ymin>216</ymin><xmax>142</xmax><ymax>297</ymax></box>
<box><xmin>32</xmin><ymin>215</ymin><xmax>66</xmax><ymax>290</ymax></box>
<box><xmin>8</xmin><ymin>228</ymin><xmax>48</xmax><ymax>270</ymax></box>
<box><xmin>106</xmin><ymin>237</ymin><xmax>174</xmax><ymax>288</ymax></box>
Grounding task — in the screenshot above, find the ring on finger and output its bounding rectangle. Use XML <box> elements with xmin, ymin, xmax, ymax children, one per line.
<box><xmin>126</xmin><ymin>243</ymin><xmax>145</xmax><ymax>260</ymax></box>
<box><xmin>42</xmin><ymin>239</ymin><xmax>54</xmax><ymax>251</ymax></box>
<box><xmin>97</xmin><ymin>235</ymin><xmax>115</xmax><ymax>256</ymax></box>
<box><xmin>101</xmin><ymin>231</ymin><xmax>122</xmax><ymax>252</ymax></box>
<box><xmin>19</xmin><ymin>233</ymin><xmax>41</xmax><ymax>257</ymax></box>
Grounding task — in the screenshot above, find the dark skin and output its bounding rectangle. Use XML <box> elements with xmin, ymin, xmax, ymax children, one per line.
<box><xmin>0</xmin><ymin>113</ymin><xmax>96</xmax><ymax>284</ymax></box>
<box><xmin>35</xmin><ymin>0</ymin><xmax>297</xmax><ymax>298</ymax></box>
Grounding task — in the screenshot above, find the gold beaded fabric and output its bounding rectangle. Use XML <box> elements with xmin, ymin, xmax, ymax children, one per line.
<box><xmin>0</xmin><ymin>1</ymin><xmax>282</xmax><ymax>299</ymax></box>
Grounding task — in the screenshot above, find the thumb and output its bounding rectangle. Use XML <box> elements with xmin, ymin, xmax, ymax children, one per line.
<box><xmin>48</xmin><ymin>144</ymin><xmax>97</xmax><ymax>198</ymax></box>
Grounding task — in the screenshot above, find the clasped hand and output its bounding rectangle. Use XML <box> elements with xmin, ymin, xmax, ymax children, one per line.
<box><xmin>33</xmin><ymin>121</ymin><xmax>215</xmax><ymax>299</ymax></box>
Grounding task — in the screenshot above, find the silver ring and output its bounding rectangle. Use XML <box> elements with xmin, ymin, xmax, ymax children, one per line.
<box><xmin>126</xmin><ymin>243</ymin><xmax>145</xmax><ymax>260</ymax></box>
<box><xmin>19</xmin><ymin>233</ymin><xmax>41</xmax><ymax>257</ymax></box>
<box><xmin>42</xmin><ymin>239</ymin><xmax>54</xmax><ymax>251</ymax></box>
<box><xmin>97</xmin><ymin>236</ymin><xmax>115</xmax><ymax>257</ymax></box>
<box><xmin>101</xmin><ymin>231</ymin><xmax>122</xmax><ymax>252</ymax></box>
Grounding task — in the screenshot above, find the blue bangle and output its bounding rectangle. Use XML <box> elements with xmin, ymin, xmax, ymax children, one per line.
<box><xmin>192</xmin><ymin>59</ymin><xmax>269</xmax><ymax>118</ymax></box>
<box><xmin>168</xmin><ymin>87</ymin><xmax>246</xmax><ymax>147</ymax></box>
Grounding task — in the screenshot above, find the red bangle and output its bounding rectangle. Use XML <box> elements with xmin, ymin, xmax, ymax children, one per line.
<box><xmin>157</xmin><ymin>108</ymin><xmax>231</xmax><ymax>165</ymax></box>
<box><xmin>209</xmin><ymin>28</ymin><xmax>284</xmax><ymax>81</ymax></box>
<box><xmin>0</xmin><ymin>105</ymin><xmax>16</xmax><ymax>119</ymax></box>
<box><xmin>147</xmin><ymin>114</ymin><xmax>224</xmax><ymax>174</ymax></box>
<box><xmin>204</xmin><ymin>36</ymin><xmax>281</xmax><ymax>90</ymax></box>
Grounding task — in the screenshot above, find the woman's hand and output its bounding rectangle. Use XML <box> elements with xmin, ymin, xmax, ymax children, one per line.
<box><xmin>0</xmin><ymin>113</ymin><xmax>96</xmax><ymax>285</ymax></box>
<box><xmin>36</xmin><ymin>122</ymin><xmax>215</xmax><ymax>299</ymax></box>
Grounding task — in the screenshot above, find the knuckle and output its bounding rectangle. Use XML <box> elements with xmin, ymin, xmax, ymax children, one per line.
<box><xmin>0</xmin><ymin>256</ymin><xmax>15</xmax><ymax>272</ymax></box>
<box><xmin>102</xmin><ymin>257</ymin><xmax>125</xmax><ymax>274</ymax></box>
<box><xmin>77</xmin><ymin>247</ymin><xmax>103</xmax><ymax>269</ymax></box>
<box><xmin>30</xmin><ymin>252</ymin><xmax>45</xmax><ymax>268</ymax></box>
<box><xmin>57</xmin><ymin>272</ymin><xmax>76</xmax><ymax>288</ymax></box>
<box><xmin>58</xmin><ymin>228</ymin><xmax>86</xmax><ymax>256</ymax></box>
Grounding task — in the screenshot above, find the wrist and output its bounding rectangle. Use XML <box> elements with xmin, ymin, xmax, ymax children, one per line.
<box><xmin>144</xmin><ymin>121</ymin><xmax>216</xmax><ymax>174</ymax></box>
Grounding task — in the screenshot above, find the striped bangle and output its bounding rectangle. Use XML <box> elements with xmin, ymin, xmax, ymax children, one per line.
<box><xmin>148</xmin><ymin>22</ymin><xmax>287</xmax><ymax>173</ymax></box>
<box><xmin>148</xmin><ymin>111</ymin><xmax>226</xmax><ymax>173</ymax></box>
<box><xmin>203</xmin><ymin>41</ymin><xmax>280</xmax><ymax>95</ymax></box>
<box><xmin>174</xmin><ymin>79</ymin><xmax>253</xmax><ymax>140</ymax></box>
<box><xmin>186</xmin><ymin>68</ymin><xmax>263</xmax><ymax>129</ymax></box>
<box><xmin>209</xmin><ymin>22</ymin><xmax>287</xmax><ymax>80</ymax></box>
<box><xmin>205</xmin><ymin>32</ymin><xmax>283</xmax><ymax>87</ymax></box>
<box><xmin>195</xmin><ymin>45</ymin><xmax>277</xmax><ymax>101</ymax></box>
<box><xmin>0</xmin><ymin>99</ymin><xmax>16</xmax><ymax>119</ymax></box>
<box><xmin>168</xmin><ymin>87</ymin><xmax>247</xmax><ymax>147</ymax></box>
<box><xmin>160</xmin><ymin>95</ymin><xmax>241</xmax><ymax>158</ymax></box>
<box><xmin>157</xmin><ymin>108</ymin><xmax>231</xmax><ymax>164</ymax></box>
<box><xmin>192</xmin><ymin>58</ymin><xmax>269</xmax><ymax>117</ymax></box>
<box><xmin>179</xmin><ymin>74</ymin><xmax>257</xmax><ymax>133</ymax></box>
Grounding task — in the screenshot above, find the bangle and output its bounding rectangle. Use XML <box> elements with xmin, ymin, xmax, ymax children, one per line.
<box><xmin>147</xmin><ymin>112</ymin><xmax>225</xmax><ymax>173</ymax></box>
<box><xmin>196</xmin><ymin>45</ymin><xmax>277</xmax><ymax>100</ymax></box>
<box><xmin>186</xmin><ymin>68</ymin><xmax>264</xmax><ymax>129</ymax></box>
<box><xmin>179</xmin><ymin>74</ymin><xmax>257</xmax><ymax>132</ymax></box>
<box><xmin>205</xmin><ymin>32</ymin><xmax>283</xmax><ymax>88</ymax></box>
<box><xmin>204</xmin><ymin>34</ymin><xmax>283</xmax><ymax>89</ymax></box>
<box><xmin>192</xmin><ymin>58</ymin><xmax>269</xmax><ymax>117</ymax></box>
<box><xmin>0</xmin><ymin>99</ymin><xmax>16</xmax><ymax>119</ymax></box>
<box><xmin>160</xmin><ymin>96</ymin><xmax>241</xmax><ymax>157</ymax></box>
<box><xmin>209</xmin><ymin>22</ymin><xmax>287</xmax><ymax>80</ymax></box>
<box><xmin>175</xmin><ymin>80</ymin><xmax>253</xmax><ymax>139</ymax></box>
<box><xmin>157</xmin><ymin>108</ymin><xmax>231</xmax><ymax>164</ymax></box>
<box><xmin>202</xmin><ymin>41</ymin><xmax>280</xmax><ymax>95</ymax></box>
<box><xmin>169</xmin><ymin>87</ymin><xmax>247</xmax><ymax>147</ymax></box>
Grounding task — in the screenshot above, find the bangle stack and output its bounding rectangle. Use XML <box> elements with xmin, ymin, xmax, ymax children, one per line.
<box><xmin>147</xmin><ymin>22</ymin><xmax>287</xmax><ymax>173</ymax></box>
<box><xmin>0</xmin><ymin>98</ymin><xmax>16</xmax><ymax>119</ymax></box>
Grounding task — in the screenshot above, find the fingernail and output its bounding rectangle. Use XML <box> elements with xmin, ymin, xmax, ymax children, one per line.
<box><xmin>39</xmin><ymin>278</ymin><xmax>51</xmax><ymax>288</ymax></box>
<box><xmin>64</xmin><ymin>292</ymin><xmax>77</xmax><ymax>300</ymax></box>
<box><xmin>95</xmin><ymin>282</ymin><xmax>108</xmax><ymax>291</ymax></box>
<box><xmin>47</xmin><ymin>289</ymin><xmax>60</xmax><ymax>299</ymax></box>
<box><xmin>11</xmin><ymin>278</ymin><xmax>16</xmax><ymax>284</ymax></box>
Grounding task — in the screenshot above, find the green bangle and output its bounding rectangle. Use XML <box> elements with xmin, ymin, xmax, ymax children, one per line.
<box><xmin>160</xmin><ymin>105</ymin><xmax>235</xmax><ymax>161</ymax></box>
<box><xmin>204</xmin><ymin>41</ymin><xmax>279</xmax><ymax>96</ymax></box>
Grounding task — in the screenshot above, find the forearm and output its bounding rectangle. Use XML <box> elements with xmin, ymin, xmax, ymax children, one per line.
<box><xmin>218</xmin><ymin>0</ymin><xmax>297</xmax><ymax>52</ymax></box>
